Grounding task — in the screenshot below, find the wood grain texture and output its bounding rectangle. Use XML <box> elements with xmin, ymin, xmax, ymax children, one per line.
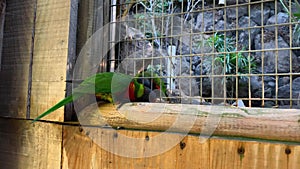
<box><xmin>62</xmin><ymin>125</ymin><xmax>210</xmax><ymax>169</ymax></box>
<box><xmin>0</xmin><ymin>118</ymin><xmax>62</xmax><ymax>169</ymax></box>
<box><xmin>62</xmin><ymin>124</ymin><xmax>300</xmax><ymax>169</ymax></box>
<box><xmin>76</xmin><ymin>0</ymin><xmax>94</xmax><ymax>53</ymax></box>
<box><xmin>0</xmin><ymin>0</ymin><xmax>5</xmax><ymax>68</ymax></box>
<box><xmin>77</xmin><ymin>103</ymin><xmax>300</xmax><ymax>142</ymax></box>
<box><xmin>0</xmin><ymin>112</ymin><xmax>298</xmax><ymax>169</ymax></box>
<box><xmin>64</xmin><ymin>0</ymin><xmax>78</xmax><ymax>121</ymax></box>
<box><xmin>30</xmin><ymin>0</ymin><xmax>77</xmax><ymax>121</ymax></box>
<box><xmin>0</xmin><ymin>0</ymin><xmax>35</xmax><ymax>117</ymax></box>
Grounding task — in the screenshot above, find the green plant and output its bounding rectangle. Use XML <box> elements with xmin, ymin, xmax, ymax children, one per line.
<box><xmin>279</xmin><ymin>0</ymin><xmax>300</xmax><ymax>46</ymax></box>
<box><xmin>206</xmin><ymin>33</ymin><xmax>257</xmax><ymax>102</ymax></box>
<box><xmin>139</xmin><ymin>0</ymin><xmax>171</xmax><ymax>13</ymax></box>
<box><xmin>207</xmin><ymin>33</ymin><xmax>256</xmax><ymax>80</ymax></box>
<box><xmin>130</xmin><ymin>0</ymin><xmax>173</xmax><ymax>42</ymax></box>
<box><xmin>133</xmin><ymin>13</ymin><xmax>162</xmax><ymax>39</ymax></box>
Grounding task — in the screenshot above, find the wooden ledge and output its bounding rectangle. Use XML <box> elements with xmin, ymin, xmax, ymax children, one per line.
<box><xmin>77</xmin><ymin>103</ymin><xmax>300</xmax><ymax>142</ymax></box>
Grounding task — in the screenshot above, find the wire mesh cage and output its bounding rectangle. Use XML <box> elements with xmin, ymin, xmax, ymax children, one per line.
<box><xmin>109</xmin><ymin>0</ymin><xmax>300</xmax><ymax>109</ymax></box>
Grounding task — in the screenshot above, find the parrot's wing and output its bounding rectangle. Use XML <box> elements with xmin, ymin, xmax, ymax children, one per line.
<box><xmin>32</xmin><ymin>73</ymin><xmax>113</xmax><ymax>123</ymax></box>
<box><xmin>73</xmin><ymin>72</ymin><xmax>114</xmax><ymax>94</ymax></box>
<box><xmin>32</xmin><ymin>72</ymin><xmax>135</xmax><ymax>123</ymax></box>
<box><xmin>110</xmin><ymin>72</ymin><xmax>133</xmax><ymax>93</ymax></box>
<box><xmin>73</xmin><ymin>72</ymin><xmax>133</xmax><ymax>94</ymax></box>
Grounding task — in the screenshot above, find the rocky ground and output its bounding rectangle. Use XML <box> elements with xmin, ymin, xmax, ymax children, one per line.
<box><xmin>117</xmin><ymin>0</ymin><xmax>300</xmax><ymax>108</ymax></box>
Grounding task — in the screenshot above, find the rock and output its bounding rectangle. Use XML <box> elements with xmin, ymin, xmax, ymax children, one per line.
<box><xmin>194</xmin><ymin>56</ymin><xmax>212</xmax><ymax>76</ymax></box>
<box><xmin>278</xmin><ymin>76</ymin><xmax>290</xmax><ymax>86</ymax></box>
<box><xmin>238</xmin><ymin>16</ymin><xmax>260</xmax><ymax>50</ymax></box>
<box><xmin>177</xmin><ymin>46</ymin><xmax>192</xmax><ymax>55</ymax></box>
<box><xmin>265</xmin><ymin>1</ymin><xmax>284</xmax><ymax>13</ymax></box>
<box><xmin>250</xmin><ymin>76</ymin><xmax>262</xmax><ymax>92</ymax></box>
<box><xmin>265</xmin><ymin>12</ymin><xmax>289</xmax><ymax>32</ymax></box>
<box><xmin>226</xmin><ymin>6</ymin><xmax>248</xmax><ymax>21</ymax></box>
<box><xmin>254</xmin><ymin>33</ymin><xmax>300</xmax><ymax>73</ymax></box>
<box><xmin>194</xmin><ymin>56</ymin><xmax>213</xmax><ymax>97</ymax></box>
<box><xmin>194</xmin><ymin>11</ymin><xmax>214</xmax><ymax>32</ymax></box>
<box><xmin>264</xmin><ymin>101</ymin><xmax>276</xmax><ymax>108</ymax></box>
<box><xmin>174</xmin><ymin>56</ymin><xmax>191</xmax><ymax>76</ymax></box>
<box><xmin>250</xmin><ymin>75</ymin><xmax>300</xmax><ymax>107</ymax></box>
<box><xmin>192</xmin><ymin>56</ymin><xmax>201</xmax><ymax>67</ymax></box>
<box><xmin>267</xmin><ymin>81</ymin><xmax>276</xmax><ymax>87</ymax></box>
<box><xmin>238</xmin><ymin>78</ymin><xmax>249</xmax><ymax>98</ymax></box>
<box><xmin>263</xmin><ymin>76</ymin><xmax>275</xmax><ymax>82</ymax></box>
<box><xmin>175</xmin><ymin>73</ymin><xmax>199</xmax><ymax>97</ymax></box>
<box><xmin>266</xmin><ymin>12</ymin><xmax>290</xmax><ymax>44</ymax></box>
<box><xmin>215</xmin><ymin>20</ymin><xmax>226</xmax><ymax>31</ymax></box>
<box><xmin>201</xmin><ymin>77</ymin><xmax>212</xmax><ymax>97</ymax></box>
<box><xmin>250</xmin><ymin>4</ymin><xmax>271</xmax><ymax>25</ymax></box>
<box><xmin>278</xmin><ymin>77</ymin><xmax>300</xmax><ymax>105</ymax></box>
<box><xmin>250</xmin><ymin>75</ymin><xmax>276</xmax><ymax>107</ymax></box>
<box><xmin>215</xmin><ymin>20</ymin><xmax>235</xmax><ymax>36</ymax></box>
<box><xmin>225</xmin><ymin>0</ymin><xmax>249</xmax><ymax>5</ymax></box>
<box><xmin>264</xmin><ymin>87</ymin><xmax>273</xmax><ymax>98</ymax></box>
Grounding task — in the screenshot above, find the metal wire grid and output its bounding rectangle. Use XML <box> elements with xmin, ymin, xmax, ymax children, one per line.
<box><xmin>110</xmin><ymin>0</ymin><xmax>300</xmax><ymax>108</ymax></box>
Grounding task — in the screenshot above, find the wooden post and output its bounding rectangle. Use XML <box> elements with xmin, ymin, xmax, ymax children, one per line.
<box><xmin>0</xmin><ymin>0</ymin><xmax>36</xmax><ymax>117</ymax></box>
<box><xmin>0</xmin><ymin>0</ymin><xmax>5</xmax><ymax>70</ymax></box>
<box><xmin>29</xmin><ymin>0</ymin><xmax>78</xmax><ymax>121</ymax></box>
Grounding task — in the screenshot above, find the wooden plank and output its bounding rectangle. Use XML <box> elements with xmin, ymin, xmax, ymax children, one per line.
<box><xmin>0</xmin><ymin>0</ymin><xmax>5</xmax><ymax>68</ymax></box>
<box><xmin>209</xmin><ymin>139</ymin><xmax>300</xmax><ymax>169</ymax></box>
<box><xmin>30</xmin><ymin>81</ymin><xmax>65</xmax><ymax>122</ymax></box>
<box><xmin>77</xmin><ymin>103</ymin><xmax>300</xmax><ymax>142</ymax></box>
<box><xmin>30</xmin><ymin>0</ymin><xmax>77</xmax><ymax>121</ymax></box>
<box><xmin>0</xmin><ymin>117</ymin><xmax>62</xmax><ymax>169</ymax></box>
<box><xmin>0</xmin><ymin>69</ymin><xmax>30</xmax><ymax>117</ymax></box>
<box><xmin>62</xmin><ymin>125</ymin><xmax>209</xmax><ymax>169</ymax></box>
<box><xmin>76</xmin><ymin>0</ymin><xmax>94</xmax><ymax>53</ymax></box>
<box><xmin>65</xmin><ymin>0</ymin><xmax>78</xmax><ymax>121</ymax></box>
<box><xmin>0</xmin><ymin>0</ymin><xmax>35</xmax><ymax>117</ymax></box>
<box><xmin>75</xmin><ymin>0</ymin><xmax>107</xmax><ymax>77</ymax></box>
<box><xmin>62</xmin><ymin>125</ymin><xmax>300</xmax><ymax>169</ymax></box>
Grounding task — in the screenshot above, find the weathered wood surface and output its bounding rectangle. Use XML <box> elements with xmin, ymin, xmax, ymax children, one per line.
<box><xmin>0</xmin><ymin>116</ymin><xmax>298</xmax><ymax>169</ymax></box>
<box><xmin>30</xmin><ymin>0</ymin><xmax>77</xmax><ymax>121</ymax></box>
<box><xmin>74</xmin><ymin>0</ymin><xmax>110</xmax><ymax>77</ymax></box>
<box><xmin>77</xmin><ymin>103</ymin><xmax>300</xmax><ymax>142</ymax></box>
<box><xmin>0</xmin><ymin>0</ymin><xmax>77</xmax><ymax>120</ymax></box>
<box><xmin>76</xmin><ymin>0</ymin><xmax>96</xmax><ymax>52</ymax></box>
<box><xmin>62</xmin><ymin>124</ymin><xmax>300</xmax><ymax>169</ymax></box>
<box><xmin>0</xmin><ymin>0</ymin><xmax>5</xmax><ymax>68</ymax></box>
<box><xmin>0</xmin><ymin>0</ymin><xmax>35</xmax><ymax>117</ymax></box>
<box><xmin>0</xmin><ymin>117</ymin><xmax>62</xmax><ymax>169</ymax></box>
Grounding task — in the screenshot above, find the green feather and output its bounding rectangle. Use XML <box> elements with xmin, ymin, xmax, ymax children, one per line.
<box><xmin>132</xmin><ymin>79</ymin><xmax>144</xmax><ymax>99</ymax></box>
<box><xmin>32</xmin><ymin>72</ymin><xmax>133</xmax><ymax>123</ymax></box>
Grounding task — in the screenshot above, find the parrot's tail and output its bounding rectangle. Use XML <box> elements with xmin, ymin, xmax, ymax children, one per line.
<box><xmin>32</xmin><ymin>95</ymin><xmax>73</xmax><ymax>123</ymax></box>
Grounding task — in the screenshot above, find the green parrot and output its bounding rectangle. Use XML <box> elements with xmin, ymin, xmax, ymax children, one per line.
<box><xmin>32</xmin><ymin>71</ymin><xmax>167</xmax><ymax>123</ymax></box>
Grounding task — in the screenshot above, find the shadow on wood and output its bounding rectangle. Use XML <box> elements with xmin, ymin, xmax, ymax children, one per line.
<box><xmin>0</xmin><ymin>118</ymin><xmax>62</xmax><ymax>169</ymax></box>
